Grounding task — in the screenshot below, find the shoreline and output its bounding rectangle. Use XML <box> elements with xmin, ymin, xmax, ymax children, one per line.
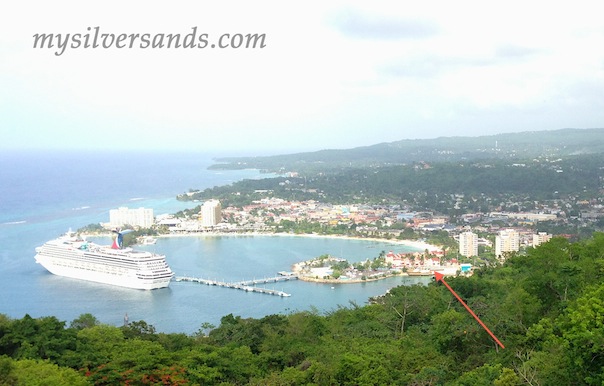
<box><xmin>83</xmin><ymin>230</ymin><xmax>446</xmax><ymax>285</ymax></box>
<box><xmin>296</xmin><ymin>271</ymin><xmax>411</xmax><ymax>284</ymax></box>
<box><xmin>155</xmin><ymin>231</ymin><xmax>442</xmax><ymax>253</ymax></box>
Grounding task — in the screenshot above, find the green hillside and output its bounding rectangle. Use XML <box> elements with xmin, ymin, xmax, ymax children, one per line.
<box><xmin>211</xmin><ymin>128</ymin><xmax>604</xmax><ymax>171</ymax></box>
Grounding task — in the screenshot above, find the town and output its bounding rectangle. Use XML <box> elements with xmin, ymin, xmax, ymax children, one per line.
<box><xmin>102</xmin><ymin>180</ymin><xmax>604</xmax><ymax>277</ymax></box>
<box><xmin>97</xmin><ymin>140</ymin><xmax>604</xmax><ymax>280</ymax></box>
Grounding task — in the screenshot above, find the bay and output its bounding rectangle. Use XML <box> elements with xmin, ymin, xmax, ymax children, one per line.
<box><xmin>0</xmin><ymin>150</ymin><xmax>428</xmax><ymax>334</ymax></box>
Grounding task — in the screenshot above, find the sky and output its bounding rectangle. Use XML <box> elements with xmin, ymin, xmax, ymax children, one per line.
<box><xmin>1</xmin><ymin>1</ymin><xmax>603</xmax><ymax>156</ymax></box>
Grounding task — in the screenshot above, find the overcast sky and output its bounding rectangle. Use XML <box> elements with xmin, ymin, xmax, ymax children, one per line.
<box><xmin>1</xmin><ymin>1</ymin><xmax>603</xmax><ymax>155</ymax></box>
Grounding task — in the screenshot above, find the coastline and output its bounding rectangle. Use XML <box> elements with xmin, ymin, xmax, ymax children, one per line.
<box><xmin>155</xmin><ymin>231</ymin><xmax>442</xmax><ymax>254</ymax></box>
<box><xmin>296</xmin><ymin>273</ymin><xmax>408</xmax><ymax>284</ymax></box>
<box><xmin>84</xmin><ymin>230</ymin><xmax>446</xmax><ymax>285</ymax></box>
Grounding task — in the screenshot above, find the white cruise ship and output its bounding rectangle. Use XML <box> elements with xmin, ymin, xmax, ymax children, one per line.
<box><xmin>35</xmin><ymin>230</ymin><xmax>173</xmax><ymax>290</ymax></box>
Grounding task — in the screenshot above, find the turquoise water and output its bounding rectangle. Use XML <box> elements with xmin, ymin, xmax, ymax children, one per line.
<box><xmin>0</xmin><ymin>151</ymin><xmax>429</xmax><ymax>333</ymax></box>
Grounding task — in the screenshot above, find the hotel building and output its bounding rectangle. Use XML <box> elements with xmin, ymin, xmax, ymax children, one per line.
<box><xmin>458</xmin><ymin>231</ymin><xmax>479</xmax><ymax>257</ymax></box>
<box><xmin>495</xmin><ymin>229</ymin><xmax>520</xmax><ymax>258</ymax></box>
<box><xmin>202</xmin><ymin>199</ymin><xmax>222</xmax><ymax>227</ymax></box>
<box><xmin>109</xmin><ymin>207</ymin><xmax>154</xmax><ymax>228</ymax></box>
<box><xmin>532</xmin><ymin>232</ymin><xmax>552</xmax><ymax>247</ymax></box>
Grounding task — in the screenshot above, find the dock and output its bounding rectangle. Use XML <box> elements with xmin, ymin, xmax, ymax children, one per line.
<box><xmin>173</xmin><ymin>275</ymin><xmax>297</xmax><ymax>297</ymax></box>
<box><xmin>237</xmin><ymin>275</ymin><xmax>299</xmax><ymax>286</ymax></box>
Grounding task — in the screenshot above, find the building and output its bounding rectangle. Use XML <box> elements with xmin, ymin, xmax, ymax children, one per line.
<box><xmin>495</xmin><ymin>229</ymin><xmax>520</xmax><ymax>258</ymax></box>
<box><xmin>458</xmin><ymin>231</ymin><xmax>478</xmax><ymax>257</ymax></box>
<box><xmin>201</xmin><ymin>199</ymin><xmax>222</xmax><ymax>227</ymax></box>
<box><xmin>109</xmin><ymin>207</ymin><xmax>154</xmax><ymax>228</ymax></box>
<box><xmin>489</xmin><ymin>212</ymin><xmax>558</xmax><ymax>221</ymax></box>
<box><xmin>532</xmin><ymin>232</ymin><xmax>552</xmax><ymax>247</ymax></box>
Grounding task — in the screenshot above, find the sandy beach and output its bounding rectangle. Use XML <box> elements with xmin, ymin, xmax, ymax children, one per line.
<box><xmin>156</xmin><ymin>231</ymin><xmax>442</xmax><ymax>253</ymax></box>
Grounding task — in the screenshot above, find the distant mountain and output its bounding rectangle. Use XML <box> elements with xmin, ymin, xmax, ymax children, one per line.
<box><xmin>211</xmin><ymin>128</ymin><xmax>604</xmax><ymax>171</ymax></box>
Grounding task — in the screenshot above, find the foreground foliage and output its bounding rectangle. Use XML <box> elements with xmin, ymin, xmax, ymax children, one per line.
<box><xmin>2</xmin><ymin>234</ymin><xmax>604</xmax><ymax>384</ymax></box>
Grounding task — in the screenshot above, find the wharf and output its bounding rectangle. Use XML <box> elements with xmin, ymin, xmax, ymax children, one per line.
<box><xmin>238</xmin><ymin>275</ymin><xmax>299</xmax><ymax>286</ymax></box>
<box><xmin>174</xmin><ymin>275</ymin><xmax>296</xmax><ymax>297</ymax></box>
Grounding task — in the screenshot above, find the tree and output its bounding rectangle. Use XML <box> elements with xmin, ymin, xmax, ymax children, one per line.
<box><xmin>85</xmin><ymin>339</ymin><xmax>183</xmax><ymax>385</ymax></box>
<box><xmin>11</xmin><ymin>358</ymin><xmax>88</xmax><ymax>386</ymax></box>
<box><xmin>450</xmin><ymin>363</ymin><xmax>519</xmax><ymax>386</ymax></box>
<box><xmin>0</xmin><ymin>315</ymin><xmax>75</xmax><ymax>363</ymax></box>
<box><xmin>194</xmin><ymin>322</ymin><xmax>216</xmax><ymax>338</ymax></box>
<box><xmin>557</xmin><ymin>283</ymin><xmax>604</xmax><ymax>384</ymax></box>
<box><xmin>121</xmin><ymin>320</ymin><xmax>157</xmax><ymax>340</ymax></box>
<box><xmin>69</xmin><ymin>313</ymin><xmax>99</xmax><ymax>330</ymax></box>
<box><xmin>72</xmin><ymin>325</ymin><xmax>125</xmax><ymax>369</ymax></box>
<box><xmin>0</xmin><ymin>355</ymin><xmax>17</xmax><ymax>386</ymax></box>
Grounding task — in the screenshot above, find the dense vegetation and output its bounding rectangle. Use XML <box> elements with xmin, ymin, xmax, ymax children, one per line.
<box><xmin>182</xmin><ymin>154</ymin><xmax>603</xmax><ymax>207</ymax></box>
<box><xmin>2</xmin><ymin>234</ymin><xmax>604</xmax><ymax>384</ymax></box>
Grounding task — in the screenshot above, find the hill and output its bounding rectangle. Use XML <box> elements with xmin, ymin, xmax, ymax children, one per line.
<box><xmin>210</xmin><ymin>128</ymin><xmax>604</xmax><ymax>171</ymax></box>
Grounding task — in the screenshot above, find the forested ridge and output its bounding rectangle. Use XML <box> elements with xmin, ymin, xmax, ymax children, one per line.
<box><xmin>2</xmin><ymin>234</ymin><xmax>604</xmax><ymax>384</ymax></box>
<box><xmin>182</xmin><ymin>153</ymin><xmax>603</xmax><ymax>207</ymax></box>
<box><xmin>210</xmin><ymin>128</ymin><xmax>604</xmax><ymax>171</ymax></box>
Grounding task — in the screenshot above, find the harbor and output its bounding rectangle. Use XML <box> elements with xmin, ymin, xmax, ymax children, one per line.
<box><xmin>173</xmin><ymin>274</ymin><xmax>298</xmax><ymax>297</ymax></box>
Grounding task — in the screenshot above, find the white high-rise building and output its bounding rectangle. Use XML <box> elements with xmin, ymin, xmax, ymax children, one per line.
<box><xmin>495</xmin><ymin>229</ymin><xmax>519</xmax><ymax>257</ymax></box>
<box><xmin>201</xmin><ymin>199</ymin><xmax>222</xmax><ymax>227</ymax></box>
<box><xmin>459</xmin><ymin>231</ymin><xmax>478</xmax><ymax>257</ymax></box>
<box><xmin>109</xmin><ymin>207</ymin><xmax>154</xmax><ymax>228</ymax></box>
<box><xmin>532</xmin><ymin>232</ymin><xmax>552</xmax><ymax>247</ymax></box>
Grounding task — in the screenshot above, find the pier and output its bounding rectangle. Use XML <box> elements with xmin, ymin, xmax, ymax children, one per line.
<box><xmin>237</xmin><ymin>275</ymin><xmax>299</xmax><ymax>286</ymax></box>
<box><xmin>173</xmin><ymin>275</ymin><xmax>297</xmax><ymax>297</ymax></box>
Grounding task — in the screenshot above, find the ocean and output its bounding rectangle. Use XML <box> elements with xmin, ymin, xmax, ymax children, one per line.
<box><xmin>0</xmin><ymin>150</ymin><xmax>428</xmax><ymax>334</ymax></box>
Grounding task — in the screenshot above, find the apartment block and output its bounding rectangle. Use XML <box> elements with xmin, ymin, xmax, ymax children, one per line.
<box><xmin>109</xmin><ymin>207</ymin><xmax>154</xmax><ymax>228</ymax></box>
<box><xmin>459</xmin><ymin>231</ymin><xmax>479</xmax><ymax>257</ymax></box>
<box><xmin>532</xmin><ymin>232</ymin><xmax>552</xmax><ymax>247</ymax></box>
<box><xmin>202</xmin><ymin>199</ymin><xmax>222</xmax><ymax>227</ymax></box>
<box><xmin>495</xmin><ymin>229</ymin><xmax>519</xmax><ymax>257</ymax></box>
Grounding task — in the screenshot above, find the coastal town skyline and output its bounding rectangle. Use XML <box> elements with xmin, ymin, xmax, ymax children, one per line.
<box><xmin>2</xmin><ymin>1</ymin><xmax>603</xmax><ymax>155</ymax></box>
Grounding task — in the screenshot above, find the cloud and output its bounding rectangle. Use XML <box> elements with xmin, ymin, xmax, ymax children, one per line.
<box><xmin>1</xmin><ymin>1</ymin><xmax>603</xmax><ymax>153</ymax></box>
<box><xmin>330</xmin><ymin>8</ymin><xmax>440</xmax><ymax>40</ymax></box>
<box><xmin>495</xmin><ymin>44</ymin><xmax>542</xmax><ymax>60</ymax></box>
<box><xmin>379</xmin><ymin>47</ymin><xmax>544</xmax><ymax>80</ymax></box>
<box><xmin>379</xmin><ymin>55</ymin><xmax>495</xmax><ymax>79</ymax></box>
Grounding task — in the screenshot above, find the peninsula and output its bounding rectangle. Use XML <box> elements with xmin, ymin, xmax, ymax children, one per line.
<box><xmin>292</xmin><ymin>251</ymin><xmax>462</xmax><ymax>285</ymax></box>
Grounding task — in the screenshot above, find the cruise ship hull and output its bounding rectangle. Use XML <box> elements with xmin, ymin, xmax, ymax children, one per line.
<box><xmin>35</xmin><ymin>254</ymin><xmax>172</xmax><ymax>290</ymax></box>
<box><xmin>35</xmin><ymin>231</ymin><xmax>174</xmax><ymax>290</ymax></box>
